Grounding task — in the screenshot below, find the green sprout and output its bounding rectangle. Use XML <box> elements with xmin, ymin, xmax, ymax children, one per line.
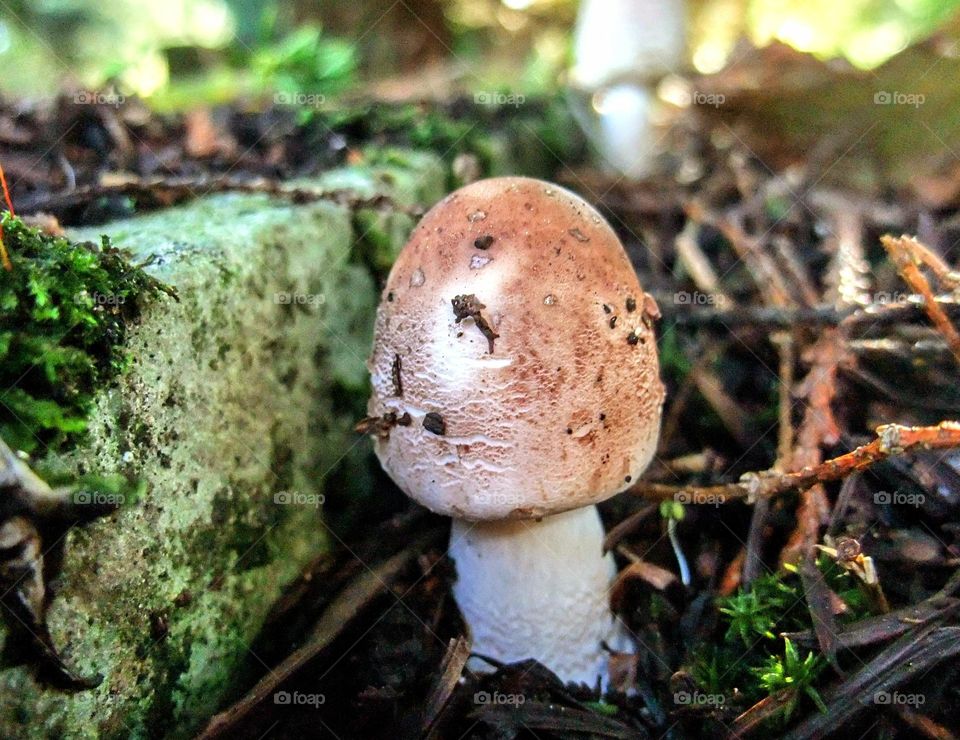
<box><xmin>753</xmin><ymin>638</ymin><xmax>827</xmax><ymax>721</ymax></box>
<box><xmin>660</xmin><ymin>500</ymin><xmax>690</xmax><ymax>585</ymax></box>
<box><xmin>718</xmin><ymin>577</ymin><xmax>796</xmax><ymax>646</ymax></box>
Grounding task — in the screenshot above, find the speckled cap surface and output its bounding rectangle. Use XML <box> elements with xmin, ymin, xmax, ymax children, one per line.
<box><xmin>365</xmin><ymin>177</ymin><xmax>664</xmax><ymax>520</ymax></box>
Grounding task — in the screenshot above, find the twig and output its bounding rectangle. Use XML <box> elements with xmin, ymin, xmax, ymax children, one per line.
<box><xmin>881</xmin><ymin>234</ymin><xmax>960</xmax><ymax>365</ymax></box>
<box><xmin>779</xmin><ymin>330</ymin><xmax>845</xmax><ymax>565</ymax></box>
<box><xmin>657</xmin><ymin>297</ymin><xmax>960</xmax><ymax>330</ymax></box>
<box><xmin>0</xmin><ymin>160</ymin><xmax>15</xmax><ymax>270</ymax></box>
<box><xmin>198</xmin><ymin>534</ymin><xmax>439</xmax><ymax>739</ymax></box>
<box><xmin>14</xmin><ymin>175</ymin><xmax>425</xmax><ymax>219</ymax></box>
<box><xmin>602</xmin><ymin>502</ymin><xmax>658</xmax><ymax>553</ymax></box>
<box><xmin>628</xmin><ymin>421</ymin><xmax>960</xmax><ymax>503</ymax></box>
<box><xmin>684</xmin><ymin>200</ymin><xmax>791</xmax><ymax>308</ymax></box>
<box><xmin>674</xmin><ymin>220</ymin><xmax>728</xmax><ymax>300</ymax></box>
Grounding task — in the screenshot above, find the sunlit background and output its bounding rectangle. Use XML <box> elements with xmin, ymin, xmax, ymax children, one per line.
<box><xmin>0</xmin><ymin>0</ymin><xmax>958</xmax><ymax>107</ymax></box>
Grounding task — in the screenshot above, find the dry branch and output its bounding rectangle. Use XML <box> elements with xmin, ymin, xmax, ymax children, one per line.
<box><xmin>629</xmin><ymin>421</ymin><xmax>960</xmax><ymax>504</ymax></box>
<box><xmin>881</xmin><ymin>234</ymin><xmax>960</xmax><ymax>365</ymax></box>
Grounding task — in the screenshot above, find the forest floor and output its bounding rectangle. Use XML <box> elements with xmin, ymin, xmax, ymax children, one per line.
<box><xmin>3</xmin><ymin>39</ymin><xmax>960</xmax><ymax>738</ymax></box>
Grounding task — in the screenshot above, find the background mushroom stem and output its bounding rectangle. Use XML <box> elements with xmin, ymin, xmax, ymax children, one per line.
<box><xmin>449</xmin><ymin>505</ymin><xmax>626</xmax><ymax>687</ymax></box>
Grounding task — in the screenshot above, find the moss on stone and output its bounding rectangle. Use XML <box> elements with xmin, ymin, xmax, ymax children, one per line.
<box><xmin>0</xmin><ymin>152</ymin><xmax>446</xmax><ymax>738</ymax></box>
<box><xmin>0</xmin><ymin>215</ymin><xmax>170</xmax><ymax>454</ymax></box>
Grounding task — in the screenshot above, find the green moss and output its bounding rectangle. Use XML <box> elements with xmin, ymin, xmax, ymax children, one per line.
<box><xmin>690</xmin><ymin>558</ymin><xmax>871</xmax><ymax>728</ymax></box>
<box><xmin>315</xmin><ymin>96</ymin><xmax>587</xmax><ymax>185</ymax></box>
<box><xmin>0</xmin><ymin>214</ymin><xmax>170</xmax><ymax>454</ymax></box>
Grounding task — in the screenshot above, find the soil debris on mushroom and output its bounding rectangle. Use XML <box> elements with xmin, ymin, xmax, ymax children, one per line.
<box><xmin>422</xmin><ymin>412</ymin><xmax>446</xmax><ymax>436</ymax></box>
<box><xmin>390</xmin><ymin>354</ymin><xmax>403</xmax><ymax>397</ymax></box>
<box><xmin>451</xmin><ymin>293</ymin><xmax>499</xmax><ymax>353</ymax></box>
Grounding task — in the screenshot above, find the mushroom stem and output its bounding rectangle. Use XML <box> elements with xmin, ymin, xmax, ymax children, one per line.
<box><xmin>449</xmin><ymin>505</ymin><xmax>625</xmax><ymax>687</ymax></box>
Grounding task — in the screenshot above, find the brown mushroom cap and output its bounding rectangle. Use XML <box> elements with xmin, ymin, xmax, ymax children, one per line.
<box><xmin>366</xmin><ymin>176</ymin><xmax>664</xmax><ymax>520</ymax></box>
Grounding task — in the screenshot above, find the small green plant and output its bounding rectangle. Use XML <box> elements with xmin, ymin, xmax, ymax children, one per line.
<box><xmin>688</xmin><ymin>558</ymin><xmax>866</xmax><ymax>731</ymax></box>
<box><xmin>753</xmin><ymin>638</ymin><xmax>828</xmax><ymax>720</ymax></box>
<box><xmin>719</xmin><ymin>576</ymin><xmax>797</xmax><ymax>645</ymax></box>
<box><xmin>0</xmin><ymin>213</ymin><xmax>170</xmax><ymax>453</ymax></box>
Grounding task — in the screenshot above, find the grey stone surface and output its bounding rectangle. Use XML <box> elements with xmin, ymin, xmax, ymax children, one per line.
<box><xmin>0</xmin><ymin>151</ymin><xmax>445</xmax><ymax>738</ymax></box>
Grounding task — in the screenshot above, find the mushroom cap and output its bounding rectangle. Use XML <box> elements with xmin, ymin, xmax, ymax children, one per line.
<box><xmin>366</xmin><ymin>176</ymin><xmax>664</xmax><ymax>520</ymax></box>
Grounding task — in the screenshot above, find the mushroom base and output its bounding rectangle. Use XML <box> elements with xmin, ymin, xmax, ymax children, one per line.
<box><xmin>449</xmin><ymin>506</ymin><xmax>627</xmax><ymax>687</ymax></box>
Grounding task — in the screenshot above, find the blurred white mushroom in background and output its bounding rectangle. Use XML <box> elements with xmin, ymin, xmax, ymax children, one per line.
<box><xmin>568</xmin><ymin>0</ymin><xmax>687</xmax><ymax>178</ymax></box>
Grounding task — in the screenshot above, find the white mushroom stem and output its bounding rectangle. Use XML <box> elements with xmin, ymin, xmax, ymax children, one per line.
<box><xmin>449</xmin><ymin>506</ymin><xmax>628</xmax><ymax>687</ymax></box>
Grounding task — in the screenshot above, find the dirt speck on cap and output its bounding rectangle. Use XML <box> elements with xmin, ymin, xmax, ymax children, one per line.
<box><xmin>391</xmin><ymin>354</ymin><xmax>403</xmax><ymax>397</ymax></box>
<box><xmin>423</xmin><ymin>412</ymin><xmax>446</xmax><ymax>436</ymax></box>
<box><xmin>451</xmin><ymin>294</ymin><xmax>499</xmax><ymax>353</ymax></box>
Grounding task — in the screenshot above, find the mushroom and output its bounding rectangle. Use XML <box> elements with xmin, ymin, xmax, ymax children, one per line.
<box><xmin>364</xmin><ymin>176</ymin><xmax>664</xmax><ymax>686</ymax></box>
<box><xmin>569</xmin><ymin>0</ymin><xmax>687</xmax><ymax>178</ymax></box>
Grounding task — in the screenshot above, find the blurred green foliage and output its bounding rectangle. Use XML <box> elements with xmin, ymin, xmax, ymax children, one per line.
<box><xmin>1</xmin><ymin>0</ymin><xmax>959</xmax><ymax>103</ymax></box>
<box><xmin>251</xmin><ymin>25</ymin><xmax>356</xmax><ymax>97</ymax></box>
